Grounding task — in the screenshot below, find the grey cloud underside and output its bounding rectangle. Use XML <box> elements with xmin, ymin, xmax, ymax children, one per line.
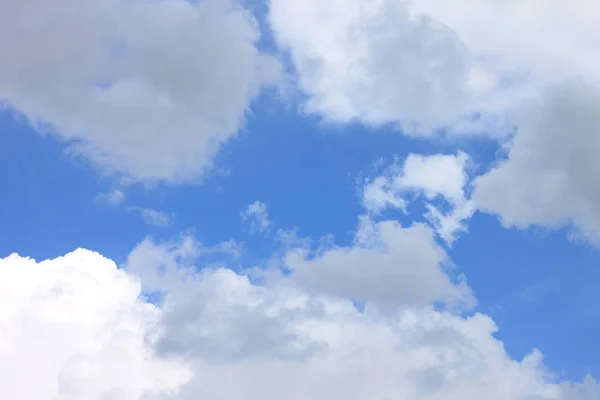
<box><xmin>0</xmin><ymin>0</ymin><xmax>280</xmax><ymax>182</ymax></box>
<box><xmin>286</xmin><ymin>219</ymin><xmax>474</xmax><ymax>310</ymax></box>
<box><xmin>474</xmin><ymin>80</ymin><xmax>600</xmax><ymax>241</ymax></box>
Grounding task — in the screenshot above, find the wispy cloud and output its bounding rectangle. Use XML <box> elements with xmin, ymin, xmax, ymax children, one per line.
<box><xmin>128</xmin><ymin>206</ymin><xmax>174</xmax><ymax>228</ymax></box>
<box><xmin>138</xmin><ymin>208</ymin><xmax>173</xmax><ymax>227</ymax></box>
<box><xmin>241</xmin><ymin>201</ymin><xmax>271</xmax><ymax>235</ymax></box>
<box><xmin>95</xmin><ymin>189</ymin><xmax>125</xmax><ymax>207</ymax></box>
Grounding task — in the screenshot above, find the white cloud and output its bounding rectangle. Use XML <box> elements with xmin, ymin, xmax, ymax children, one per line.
<box><xmin>269</xmin><ymin>0</ymin><xmax>600</xmax><ymax>137</ymax></box>
<box><xmin>339</xmin><ymin>2</ymin><xmax>599</xmax><ymax>243</ymax></box>
<box><xmin>284</xmin><ymin>216</ymin><xmax>475</xmax><ymax>311</ymax></box>
<box><xmin>560</xmin><ymin>376</ymin><xmax>600</xmax><ymax>400</ymax></box>
<box><xmin>362</xmin><ymin>175</ymin><xmax>409</xmax><ymax>215</ymax></box>
<box><xmin>95</xmin><ymin>191</ymin><xmax>174</xmax><ymax>227</ymax></box>
<box><xmin>473</xmin><ymin>80</ymin><xmax>600</xmax><ymax>243</ymax></box>
<box><xmin>425</xmin><ymin>200</ymin><xmax>475</xmax><ymax>247</ymax></box>
<box><xmin>0</xmin><ymin>250</ymin><xmax>190</xmax><ymax>399</ymax></box>
<box><xmin>268</xmin><ymin>0</ymin><xmax>600</xmax><ymax>245</ymax></box>
<box><xmin>406</xmin><ymin>1</ymin><xmax>600</xmax><ymax>148</ymax></box>
<box><xmin>268</xmin><ymin>0</ymin><xmax>475</xmax><ymax>135</ymax></box>
<box><xmin>410</xmin><ymin>0</ymin><xmax>600</xmax><ymax>86</ymax></box>
<box><xmin>0</xmin><ymin>0</ymin><xmax>280</xmax><ymax>182</ymax></box>
<box><xmin>241</xmin><ymin>201</ymin><xmax>271</xmax><ymax>235</ymax></box>
<box><xmin>363</xmin><ymin>152</ymin><xmax>474</xmax><ymax>245</ymax></box>
<box><xmin>3</xmin><ymin>1</ymin><xmax>600</xmax><ymax>397</ymax></box>
<box><xmin>1</xmin><ymin>240</ymin><xmax>598</xmax><ymax>399</ymax></box>
<box><xmin>95</xmin><ymin>189</ymin><xmax>125</xmax><ymax>206</ymax></box>
<box><xmin>125</xmin><ymin>235</ymin><xmax>241</xmax><ymax>295</ymax></box>
<box><xmin>138</xmin><ymin>208</ymin><xmax>174</xmax><ymax>228</ymax></box>
<box><xmin>400</xmin><ymin>152</ymin><xmax>471</xmax><ymax>205</ymax></box>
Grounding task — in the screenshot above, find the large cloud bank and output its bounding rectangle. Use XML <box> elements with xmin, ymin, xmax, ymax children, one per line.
<box><xmin>1</xmin><ymin>228</ymin><xmax>598</xmax><ymax>399</ymax></box>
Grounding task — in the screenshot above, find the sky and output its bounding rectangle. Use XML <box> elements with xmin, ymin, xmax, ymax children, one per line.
<box><xmin>1</xmin><ymin>0</ymin><xmax>600</xmax><ymax>399</ymax></box>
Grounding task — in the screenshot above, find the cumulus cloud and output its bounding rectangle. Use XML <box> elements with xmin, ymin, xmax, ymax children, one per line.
<box><xmin>1</xmin><ymin>239</ymin><xmax>596</xmax><ymax>399</ymax></box>
<box><xmin>473</xmin><ymin>80</ymin><xmax>600</xmax><ymax>243</ymax></box>
<box><xmin>285</xmin><ymin>216</ymin><xmax>475</xmax><ymax>311</ymax></box>
<box><xmin>241</xmin><ymin>201</ymin><xmax>272</xmax><ymax>235</ymax></box>
<box><xmin>269</xmin><ymin>0</ymin><xmax>600</xmax><ymax>137</ymax></box>
<box><xmin>363</xmin><ymin>152</ymin><xmax>474</xmax><ymax>244</ymax></box>
<box><xmin>0</xmin><ymin>0</ymin><xmax>280</xmax><ymax>182</ymax></box>
<box><xmin>124</xmin><ymin>236</ymin><xmax>588</xmax><ymax>400</ymax></box>
<box><xmin>268</xmin><ymin>0</ymin><xmax>475</xmax><ymax>135</ymax></box>
<box><xmin>0</xmin><ymin>250</ymin><xmax>190</xmax><ymax>399</ymax></box>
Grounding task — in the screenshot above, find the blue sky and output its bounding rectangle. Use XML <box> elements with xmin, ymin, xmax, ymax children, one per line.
<box><xmin>1</xmin><ymin>0</ymin><xmax>600</xmax><ymax>399</ymax></box>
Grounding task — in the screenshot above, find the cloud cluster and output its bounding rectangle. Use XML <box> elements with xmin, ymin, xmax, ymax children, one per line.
<box><xmin>363</xmin><ymin>152</ymin><xmax>473</xmax><ymax>244</ymax></box>
<box><xmin>5</xmin><ymin>0</ymin><xmax>600</xmax><ymax>245</ymax></box>
<box><xmin>1</xmin><ymin>235</ymin><xmax>598</xmax><ymax>399</ymax></box>
<box><xmin>409</xmin><ymin>1</ymin><xmax>600</xmax><ymax>241</ymax></box>
<box><xmin>2</xmin><ymin>0</ymin><xmax>600</xmax><ymax>398</ymax></box>
<box><xmin>269</xmin><ymin>0</ymin><xmax>600</xmax><ymax>241</ymax></box>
